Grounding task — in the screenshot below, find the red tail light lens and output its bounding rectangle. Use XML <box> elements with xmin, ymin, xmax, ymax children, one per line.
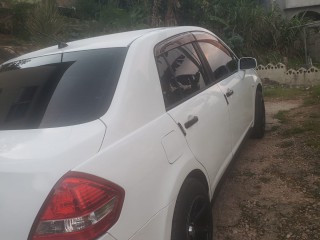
<box><xmin>29</xmin><ymin>172</ymin><xmax>125</xmax><ymax>240</ymax></box>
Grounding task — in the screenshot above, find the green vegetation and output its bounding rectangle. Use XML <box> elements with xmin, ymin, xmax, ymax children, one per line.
<box><xmin>304</xmin><ymin>86</ymin><xmax>320</xmax><ymax>105</ymax></box>
<box><xmin>0</xmin><ymin>0</ymin><xmax>310</xmax><ymax>63</ymax></box>
<box><xmin>264</xmin><ymin>86</ymin><xmax>320</xmax><ymax>106</ymax></box>
<box><xmin>309</xmin><ymin>113</ymin><xmax>320</xmax><ymax>119</ymax></box>
<box><xmin>259</xmin><ymin>176</ymin><xmax>271</xmax><ymax>183</ymax></box>
<box><xmin>281</xmin><ymin>127</ymin><xmax>305</xmax><ymax>137</ymax></box>
<box><xmin>269</xmin><ymin>125</ymin><xmax>280</xmax><ymax>132</ymax></box>
<box><xmin>264</xmin><ymin>87</ymin><xmax>305</xmax><ymax>99</ymax></box>
<box><xmin>27</xmin><ymin>0</ymin><xmax>65</xmax><ymax>45</ymax></box>
<box><xmin>270</xmin><ymin>86</ymin><xmax>320</xmax><ymax>149</ymax></box>
<box><xmin>302</xmin><ymin>119</ymin><xmax>320</xmax><ymax>149</ymax></box>
<box><xmin>276</xmin><ymin>140</ymin><xmax>294</xmax><ymax>148</ymax></box>
<box><xmin>274</xmin><ymin>110</ymin><xmax>290</xmax><ymax>124</ymax></box>
<box><xmin>303</xmin><ymin>119</ymin><xmax>319</xmax><ymax>131</ymax></box>
<box><xmin>12</xmin><ymin>2</ymin><xmax>34</xmax><ymax>39</ymax></box>
<box><xmin>243</xmin><ymin>170</ymin><xmax>256</xmax><ymax>177</ymax></box>
<box><xmin>175</xmin><ymin>0</ymin><xmax>307</xmax><ymax>62</ymax></box>
<box><xmin>305</xmin><ymin>138</ymin><xmax>320</xmax><ymax>150</ymax></box>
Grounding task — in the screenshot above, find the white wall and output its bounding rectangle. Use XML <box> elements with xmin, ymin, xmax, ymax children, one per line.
<box><xmin>257</xmin><ymin>63</ymin><xmax>320</xmax><ymax>86</ymax></box>
<box><xmin>285</xmin><ymin>0</ymin><xmax>320</xmax><ymax>9</ymax></box>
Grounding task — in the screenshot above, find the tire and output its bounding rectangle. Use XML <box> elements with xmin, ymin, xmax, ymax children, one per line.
<box><xmin>251</xmin><ymin>90</ymin><xmax>265</xmax><ymax>139</ymax></box>
<box><xmin>171</xmin><ymin>178</ymin><xmax>212</xmax><ymax>240</ymax></box>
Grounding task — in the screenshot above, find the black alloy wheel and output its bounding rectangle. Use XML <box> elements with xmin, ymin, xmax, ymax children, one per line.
<box><xmin>171</xmin><ymin>178</ymin><xmax>213</xmax><ymax>240</ymax></box>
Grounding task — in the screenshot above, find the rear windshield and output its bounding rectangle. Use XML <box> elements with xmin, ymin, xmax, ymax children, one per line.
<box><xmin>0</xmin><ymin>48</ymin><xmax>127</xmax><ymax>130</ymax></box>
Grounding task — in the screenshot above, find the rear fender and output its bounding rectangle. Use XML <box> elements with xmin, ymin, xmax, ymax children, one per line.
<box><xmin>74</xmin><ymin>114</ymin><xmax>209</xmax><ymax>240</ymax></box>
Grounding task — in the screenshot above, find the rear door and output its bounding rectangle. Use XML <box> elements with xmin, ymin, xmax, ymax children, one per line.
<box><xmin>195</xmin><ymin>34</ymin><xmax>254</xmax><ymax>152</ymax></box>
<box><xmin>155</xmin><ymin>34</ymin><xmax>233</xmax><ymax>192</ymax></box>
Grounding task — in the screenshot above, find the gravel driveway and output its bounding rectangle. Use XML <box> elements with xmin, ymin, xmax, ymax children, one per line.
<box><xmin>212</xmin><ymin>95</ymin><xmax>320</xmax><ymax>240</ymax></box>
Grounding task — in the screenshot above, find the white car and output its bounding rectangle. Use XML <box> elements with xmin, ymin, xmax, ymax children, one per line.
<box><xmin>0</xmin><ymin>26</ymin><xmax>265</xmax><ymax>240</ymax></box>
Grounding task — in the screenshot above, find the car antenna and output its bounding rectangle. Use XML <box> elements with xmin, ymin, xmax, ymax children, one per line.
<box><xmin>33</xmin><ymin>30</ymin><xmax>68</xmax><ymax>49</ymax></box>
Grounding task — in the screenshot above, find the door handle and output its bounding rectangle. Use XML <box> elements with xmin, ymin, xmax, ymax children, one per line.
<box><xmin>184</xmin><ymin>116</ymin><xmax>199</xmax><ymax>129</ymax></box>
<box><xmin>226</xmin><ymin>89</ymin><xmax>234</xmax><ymax>97</ymax></box>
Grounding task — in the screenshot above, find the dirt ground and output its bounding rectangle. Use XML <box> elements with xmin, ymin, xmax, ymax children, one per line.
<box><xmin>212</xmin><ymin>92</ymin><xmax>320</xmax><ymax>240</ymax></box>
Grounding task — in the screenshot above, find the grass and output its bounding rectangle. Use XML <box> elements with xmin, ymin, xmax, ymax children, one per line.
<box><xmin>267</xmin><ymin>125</ymin><xmax>280</xmax><ymax>133</ymax></box>
<box><xmin>268</xmin><ymin>86</ymin><xmax>320</xmax><ymax>149</ymax></box>
<box><xmin>310</xmin><ymin>86</ymin><xmax>320</xmax><ymax>98</ymax></box>
<box><xmin>259</xmin><ymin>176</ymin><xmax>271</xmax><ymax>183</ymax></box>
<box><xmin>309</xmin><ymin>113</ymin><xmax>320</xmax><ymax>119</ymax></box>
<box><xmin>305</xmin><ymin>135</ymin><xmax>320</xmax><ymax>150</ymax></box>
<box><xmin>264</xmin><ymin>87</ymin><xmax>305</xmax><ymax>99</ymax></box>
<box><xmin>310</xmin><ymin>187</ymin><xmax>320</xmax><ymax>198</ymax></box>
<box><xmin>281</xmin><ymin>127</ymin><xmax>306</xmax><ymax>137</ymax></box>
<box><xmin>303</xmin><ymin>120</ymin><xmax>319</xmax><ymax>132</ymax></box>
<box><xmin>264</xmin><ymin>86</ymin><xmax>320</xmax><ymax>105</ymax></box>
<box><xmin>268</xmin><ymin>86</ymin><xmax>319</xmax><ymax>146</ymax></box>
<box><xmin>242</xmin><ymin>170</ymin><xmax>256</xmax><ymax>177</ymax></box>
<box><xmin>274</xmin><ymin>110</ymin><xmax>289</xmax><ymax>124</ymax></box>
<box><xmin>276</xmin><ymin>140</ymin><xmax>294</xmax><ymax>148</ymax></box>
<box><xmin>304</xmin><ymin>86</ymin><xmax>320</xmax><ymax>106</ymax></box>
<box><xmin>305</xmin><ymin>139</ymin><xmax>320</xmax><ymax>149</ymax></box>
<box><xmin>302</xmin><ymin>118</ymin><xmax>320</xmax><ymax>149</ymax></box>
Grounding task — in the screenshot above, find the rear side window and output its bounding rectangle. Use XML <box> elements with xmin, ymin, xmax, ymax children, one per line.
<box><xmin>0</xmin><ymin>48</ymin><xmax>127</xmax><ymax>130</ymax></box>
<box><xmin>198</xmin><ymin>41</ymin><xmax>238</xmax><ymax>81</ymax></box>
<box><xmin>156</xmin><ymin>43</ymin><xmax>207</xmax><ymax>109</ymax></box>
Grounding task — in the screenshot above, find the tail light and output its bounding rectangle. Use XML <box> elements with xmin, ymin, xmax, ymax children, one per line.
<box><xmin>28</xmin><ymin>172</ymin><xmax>125</xmax><ymax>240</ymax></box>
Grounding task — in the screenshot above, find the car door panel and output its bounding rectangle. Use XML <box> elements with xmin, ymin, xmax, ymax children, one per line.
<box><xmin>196</xmin><ymin>39</ymin><xmax>254</xmax><ymax>152</ymax></box>
<box><xmin>167</xmin><ymin>84</ymin><xmax>232</xmax><ymax>191</ymax></box>
<box><xmin>218</xmin><ymin>70</ymin><xmax>254</xmax><ymax>151</ymax></box>
<box><xmin>154</xmin><ymin>40</ymin><xmax>233</xmax><ymax>192</ymax></box>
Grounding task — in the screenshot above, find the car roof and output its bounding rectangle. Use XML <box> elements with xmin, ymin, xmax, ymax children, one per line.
<box><xmin>4</xmin><ymin>26</ymin><xmax>208</xmax><ymax>64</ymax></box>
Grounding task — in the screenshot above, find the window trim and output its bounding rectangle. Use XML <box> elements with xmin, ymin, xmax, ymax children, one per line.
<box><xmin>155</xmin><ymin>40</ymin><xmax>212</xmax><ymax>111</ymax></box>
<box><xmin>154</xmin><ymin>32</ymin><xmax>196</xmax><ymax>57</ymax></box>
<box><xmin>154</xmin><ymin>31</ymin><xmax>241</xmax><ymax>111</ymax></box>
<box><xmin>192</xmin><ymin>31</ymin><xmax>239</xmax><ymax>61</ymax></box>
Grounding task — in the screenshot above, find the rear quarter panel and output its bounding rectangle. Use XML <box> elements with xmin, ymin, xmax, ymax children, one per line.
<box><xmin>74</xmin><ymin>114</ymin><xmax>207</xmax><ymax>240</ymax></box>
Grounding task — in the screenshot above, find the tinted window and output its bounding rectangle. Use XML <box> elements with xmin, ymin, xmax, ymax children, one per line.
<box><xmin>156</xmin><ymin>43</ymin><xmax>207</xmax><ymax>109</ymax></box>
<box><xmin>0</xmin><ymin>48</ymin><xmax>127</xmax><ymax>130</ymax></box>
<box><xmin>199</xmin><ymin>41</ymin><xmax>238</xmax><ymax>81</ymax></box>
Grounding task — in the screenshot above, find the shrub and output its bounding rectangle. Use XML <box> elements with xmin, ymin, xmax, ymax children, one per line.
<box><xmin>26</xmin><ymin>0</ymin><xmax>65</xmax><ymax>45</ymax></box>
<box><xmin>12</xmin><ymin>2</ymin><xmax>34</xmax><ymax>39</ymax></box>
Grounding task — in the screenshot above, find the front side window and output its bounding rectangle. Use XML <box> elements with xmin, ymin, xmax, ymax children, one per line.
<box><xmin>156</xmin><ymin>43</ymin><xmax>207</xmax><ymax>109</ymax></box>
<box><xmin>199</xmin><ymin>41</ymin><xmax>238</xmax><ymax>82</ymax></box>
<box><xmin>0</xmin><ymin>48</ymin><xmax>127</xmax><ymax>130</ymax></box>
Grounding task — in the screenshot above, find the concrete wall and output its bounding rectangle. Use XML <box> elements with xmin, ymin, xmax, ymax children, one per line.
<box><xmin>257</xmin><ymin>63</ymin><xmax>320</xmax><ymax>86</ymax></box>
<box><xmin>308</xmin><ymin>29</ymin><xmax>320</xmax><ymax>63</ymax></box>
<box><xmin>285</xmin><ymin>6</ymin><xmax>320</xmax><ymax>18</ymax></box>
<box><xmin>285</xmin><ymin>0</ymin><xmax>320</xmax><ymax>9</ymax></box>
<box><xmin>269</xmin><ymin>0</ymin><xmax>320</xmax><ymax>18</ymax></box>
<box><xmin>275</xmin><ymin>0</ymin><xmax>286</xmax><ymax>11</ymax></box>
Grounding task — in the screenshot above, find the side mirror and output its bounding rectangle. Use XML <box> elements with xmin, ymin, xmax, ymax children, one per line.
<box><xmin>239</xmin><ymin>57</ymin><xmax>257</xmax><ymax>70</ymax></box>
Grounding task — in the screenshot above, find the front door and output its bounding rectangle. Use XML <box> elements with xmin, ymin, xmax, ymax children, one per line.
<box><xmin>155</xmin><ymin>40</ymin><xmax>233</xmax><ymax>193</ymax></box>
<box><xmin>196</xmin><ymin>38</ymin><xmax>253</xmax><ymax>152</ymax></box>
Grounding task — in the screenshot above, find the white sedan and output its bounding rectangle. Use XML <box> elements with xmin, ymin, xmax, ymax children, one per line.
<box><xmin>0</xmin><ymin>26</ymin><xmax>265</xmax><ymax>240</ymax></box>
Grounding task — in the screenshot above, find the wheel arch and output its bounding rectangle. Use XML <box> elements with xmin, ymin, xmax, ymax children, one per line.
<box><xmin>170</xmin><ymin>169</ymin><xmax>212</xmax><ymax>240</ymax></box>
<box><xmin>185</xmin><ymin>169</ymin><xmax>209</xmax><ymax>193</ymax></box>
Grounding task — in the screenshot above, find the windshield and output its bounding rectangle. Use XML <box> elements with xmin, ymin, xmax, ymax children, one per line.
<box><xmin>0</xmin><ymin>48</ymin><xmax>127</xmax><ymax>130</ymax></box>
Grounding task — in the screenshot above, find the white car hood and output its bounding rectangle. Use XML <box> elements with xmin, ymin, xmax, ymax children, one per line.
<box><xmin>0</xmin><ymin>120</ymin><xmax>106</xmax><ymax>240</ymax></box>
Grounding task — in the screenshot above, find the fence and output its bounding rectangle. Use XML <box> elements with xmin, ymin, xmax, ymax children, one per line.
<box><xmin>256</xmin><ymin>63</ymin><xmax>320</xmax><ymax>86</ymax></box>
